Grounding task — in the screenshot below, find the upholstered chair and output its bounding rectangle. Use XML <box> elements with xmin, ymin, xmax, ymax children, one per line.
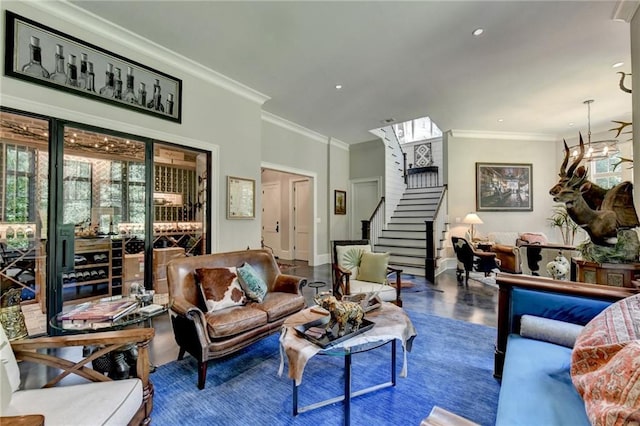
<box><xmin>331</xmin><ymin>240</ymin><xmax>402</xmax><ymax>306</ymax></box>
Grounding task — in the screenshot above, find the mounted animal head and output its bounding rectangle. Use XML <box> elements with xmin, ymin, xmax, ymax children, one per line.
<box><xmin>549</xmin><ymin>134</ymin><xmax>585</xmax><ymax>199</ymax></box>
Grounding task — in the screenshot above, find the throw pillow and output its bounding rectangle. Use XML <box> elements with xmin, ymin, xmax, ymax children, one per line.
<box><xmin>336</xmin><ymin>244</ymin><xmax>371</xmax><ymax>277</ymax></box>
<box><xmin>519</xmin><ymin>232</ymin><xmax>547</xmax><ymax>245</ymax></box>
<box><xmin>571</xmin><ymin>293</ymin><xmax>640</xmax><ymax>425</ymax></box>
<box><xmin>520</xmin><ymin>315</ymin><xmax>584</xmax><ymax>348</ymax></box>
<box><xmin>195</xmin><ymin>267</ymin><xmax>247</xmax><ymax>312</ymax></box>
<box><xmin>236</xmin><ymin>262</ymin><xmax>268</xmax><ymax>302</ymax></box>
<box><xmin>357</xmin><ymin>252</ymin><xmax>390</xmax><ymax>284</ymax></box>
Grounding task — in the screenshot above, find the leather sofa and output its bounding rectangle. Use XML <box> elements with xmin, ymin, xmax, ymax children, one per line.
<box><xmin>494</xmin><ymin>273</ymin><xmax>636</xmax><ymax>425</ymax></box>
<box><xmin>167</xmin><ymin>249</ymin><xmax>306</xmax><ymax>389</ymax></box>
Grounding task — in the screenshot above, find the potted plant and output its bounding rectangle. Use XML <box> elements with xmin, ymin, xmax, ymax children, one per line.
<box><xmin>547</xmin><ymin>204</ymin><xmax>579</xmax><ymax>246</ymax></box>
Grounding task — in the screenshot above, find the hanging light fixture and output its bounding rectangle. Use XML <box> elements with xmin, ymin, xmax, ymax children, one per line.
<box><xmin>569</xmin><ymin>99</ymin><xmax>619</xmax><ymax>161</ymax></box>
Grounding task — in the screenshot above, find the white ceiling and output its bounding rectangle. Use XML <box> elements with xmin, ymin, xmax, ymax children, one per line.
<box><xmin>70</xmin><ymin>1</ymin><xmax>636</xmax><ymax>144</ymax></box>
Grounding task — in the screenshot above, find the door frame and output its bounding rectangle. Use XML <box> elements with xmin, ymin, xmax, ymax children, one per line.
<box><xmin>349</xmin><ymin>177</ymin><xmax>383</xmax><ymax>239</ymax></box>
<box><xmin>261</xmin><ymin>161</ymin><xmax>318</xmax><ymax>266</ymax></box>
<box><xmin>261</xmin><ymin>181</ymin><xmax>283</xmax><ymax>258</ymax></box>
<box><xmin>291</xmin><ymin>178</ymin><xmax>311</xmax><ymax>262</ymax></box>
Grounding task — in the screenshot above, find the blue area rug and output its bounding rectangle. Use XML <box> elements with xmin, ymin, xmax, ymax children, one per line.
<box><xmin>152</xmin><ymin>311</ymin><xmax>500</xmax><ymax>426</ymax></box>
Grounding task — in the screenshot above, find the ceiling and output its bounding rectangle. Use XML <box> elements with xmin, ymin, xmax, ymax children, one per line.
<box><xmin>69</xmin><ymin>1</ymin><xmax>636</xmax><ymax>144</ymax></box>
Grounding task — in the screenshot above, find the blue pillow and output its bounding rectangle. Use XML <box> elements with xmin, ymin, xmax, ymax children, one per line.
<box><xmin>237</xmin><ymin>262</ymin><xmax>267</xmax><ymax>302</ymax></box>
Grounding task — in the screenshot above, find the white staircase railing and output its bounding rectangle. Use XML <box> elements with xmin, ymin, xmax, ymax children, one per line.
<box><xmin>425</xmin><ymin>185</ymin><xmax>449</xmax><ymax>283</ymax></box>
<box><xmin>381</xmin><ymin>127</ymin><xmax>405</xmax><ymax>225</ymax></box>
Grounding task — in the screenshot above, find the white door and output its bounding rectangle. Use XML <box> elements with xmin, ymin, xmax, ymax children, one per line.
<box><xmin>351</xmin><ymin>180</ymin><xmax>380</xmax><ymax>239</ymax></box>
<box><xmin>261</xmin><ymin>182</ymin><xmax>281</xmax><ymax>255</ymax></box>
<box><xmin>293</xmin><ymin>179</ymin><xmax>310</xmax><ymax>261</ymax></box>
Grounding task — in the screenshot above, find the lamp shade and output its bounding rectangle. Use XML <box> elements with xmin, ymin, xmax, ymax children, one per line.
<box><xmin>462</xmin><ymin>213</ymin><xmax>483</xmax><ymax>225</ymax></box>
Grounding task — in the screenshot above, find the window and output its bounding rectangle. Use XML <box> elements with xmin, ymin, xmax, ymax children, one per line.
<box><xmin>590</xmin><ymin>154</ymin><xmax>622</xmax><ymax>189</ymax></box>
<box><xmin>393</xmin><ymin>116</ymin><xmax>442</xmax><ymax>144</ymax></box>
<box><xmin>63</xmin><ymin>159</ymin><xmax>92</xmax><ymax>225</ymax></box>
<box><xmin>4</xmin><ymin>144</ymin><xmax>37</xmax><ymax>222</ymax></box>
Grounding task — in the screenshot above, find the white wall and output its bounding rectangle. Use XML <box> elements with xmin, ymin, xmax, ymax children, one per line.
<box><xmin>446</xmin><ymin>132</ymin><xmax>562</xmax><ymax>242</ymax></box>
<box><xmin>403</xmin><ymin>136</ymin><xmax>444</xmax><ymax>184</ymax></box>
<box><xmin>261</xmin><ymin>118</ymin><xmax>350</xmax><ymax>263</ymax></box>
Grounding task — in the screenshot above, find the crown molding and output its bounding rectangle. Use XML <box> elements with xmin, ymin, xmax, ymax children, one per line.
<box><xmin>612</xmin><ymin>0</ymin><xmax>640</xmax><ymax>22</ymax></box>
<box><xmin>24</xmin><ymin>1</ymin><xmax>270</xmax><ymax>105</ymax></box>
<box><xmin>261</xmin><ymin>111</ymin><xmax>328</xmax><ymax>144</ymax></box>
<box><xmin>330</xmin><ymin>138</ymin><xmax>350</xmax><ymax>151</ymax></box>
<box><xmin>447</xmin><ymin>129</ymin><xmax>557</xmax><ymax>142</ymax></box>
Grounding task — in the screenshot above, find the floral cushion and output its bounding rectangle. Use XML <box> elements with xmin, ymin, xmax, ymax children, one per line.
<box><xmin>571</xmin><ymin>293</ymin><xmax>640</xmax><ymax>425</ymax></box>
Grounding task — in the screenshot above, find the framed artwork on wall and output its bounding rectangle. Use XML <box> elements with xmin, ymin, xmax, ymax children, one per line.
<box><xmin>476</xmin><ymin>163</ymin><xmax>532</xmax><ymax>211</ymax></box>
<box><xmin>4</xmin><ymin>11</ymin><xmax>182</xmax><ymax>123</ymax></box>
<box><xmin>334</xmin><ymin>190</ymin><xmax>346</xmax><ymax>215</ymax></box>
<box><xmin>227</xmin><ymin>176</ymin><xmax>255</xmax><ymax>219</ymax></box>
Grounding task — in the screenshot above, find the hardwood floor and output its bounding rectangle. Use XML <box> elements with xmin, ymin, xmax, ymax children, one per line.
<box><xmin>147</xmin><ymin>263</ymin><xmax>498</xmax><ymax>367</ymax></box>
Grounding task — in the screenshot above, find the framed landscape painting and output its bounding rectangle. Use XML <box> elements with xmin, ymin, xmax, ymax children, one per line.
<box><xmin>476</xmin><ymin>163</ymin><xmax>532</xmax><ymax>211</ymax></box>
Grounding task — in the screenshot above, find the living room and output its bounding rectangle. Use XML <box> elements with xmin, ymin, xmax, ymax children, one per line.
<box><xmin>1</xmin><ymin>1</ymin><xmax>639</xmax><ymax>425</ymax></box>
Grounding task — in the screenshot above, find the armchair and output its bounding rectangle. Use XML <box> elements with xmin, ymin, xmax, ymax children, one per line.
<box><xmin>332</xmin><ymin>240</ymin><xmax>402</xmax><ymax>306</ymax></box>
<box><xmin>451</xmin><ymin>236</ymin><xmax>500</xmax><ymax>285</ymax></box>
<box><xmin>0</xmin><ymin>325</ymin><xmax>154</xmax><ymax>425</ymax></box>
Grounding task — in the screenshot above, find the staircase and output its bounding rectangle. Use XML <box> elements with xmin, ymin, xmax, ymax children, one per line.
<box><xmin>373</xmin><ymin>186</ymin><xmax>447</xmax><ymax>277</ymax></box>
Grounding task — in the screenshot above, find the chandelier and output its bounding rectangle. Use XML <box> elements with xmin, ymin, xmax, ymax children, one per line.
<box><xmin>569</xmin><ymin>99</ymin><xmax>619</xmax><ymax>161</ymax></box>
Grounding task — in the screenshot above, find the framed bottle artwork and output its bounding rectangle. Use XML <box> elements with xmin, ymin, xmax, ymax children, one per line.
<box><xmin>4</xmin><ymin>11</ymin><xmax>182</xmax><ymax>123</ymax></box>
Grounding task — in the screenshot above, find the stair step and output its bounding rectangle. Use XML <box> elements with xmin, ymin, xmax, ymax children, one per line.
<box><xmin>403</xmin><ymin>186</ymin><xmax>445</xmax><ymax>194</ymax></box>
<box><xmin>389</xmin><ymin>254</ymin><xmax>425</xmax><ymax>265</ymax></box>
<box><xmin>375</xmin><ymin>245</ymin><xmax>425</xmax><ymax>256</ymax></box>
<box><xmin>386</xmin><ymin>223</ymin><xmax>427</xmax><ymax>231</ymax></box>
<box><xmin>396</xmin><ymin>204</ymin><xmax>437</xmax><ymax>211</ymax></box>
<box><xmin>391</xmin><ymin>263</ymin><xmax>425</xmax><ymax>277</ymax></box>
<box><xmin>377</xmin><ymin>236</ymin><xmax>426</xmax><ymax>244</ymax></box>
<box><xmin>381</xmin><ymin>230</ymin><xmax>426</xmax><ymax>239</ymax></box>
<box><xmin>393</xmin><ymin>210</ymin><xmax>434</xmax><ymax>217</ymax></box>
<box><xmin>390</xmin><ymin>217</ymin><xmax>433</xmax><ymax>223</ymax></box>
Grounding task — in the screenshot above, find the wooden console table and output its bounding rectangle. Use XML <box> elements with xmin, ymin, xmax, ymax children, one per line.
<box><xmin>573</xmin><ymin>258</ymin><xmax>640</xmax><ymax>289</ymax></box>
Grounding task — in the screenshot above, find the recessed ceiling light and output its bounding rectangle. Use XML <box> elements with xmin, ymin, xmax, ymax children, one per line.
<box><xmin>335</xmin><ymin>84</ymin><xmax>343</xmax><ymax>90</ymax></box>
<box><xmin>381</xmin><ymin>118</ymin><xmax>395</xmax><ymax>124</ymax></box>
<box><xmin>497</xmin><ymin>118</ymin><xmax>504</xmax><ymax>123</ymax></box>
<box><xmin>472</xmin><ymin>28</ymin><xmax>484</xmax><ymax>36</ymax></box>
<box><xmin>569</xmin><ymin>122</ymin><xmax>575</xmax><ymax>127</ymax></box>
<box><xmin>612</xmin><ymin>62</ymin><xmax>624</xmax><ymax>68</ymax></box>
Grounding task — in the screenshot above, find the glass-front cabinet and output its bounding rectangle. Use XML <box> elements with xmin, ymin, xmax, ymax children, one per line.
<box><xmin>0</xmin><ymin>108</ymin><xmax>210</xmax><ymax>336</ymax></box>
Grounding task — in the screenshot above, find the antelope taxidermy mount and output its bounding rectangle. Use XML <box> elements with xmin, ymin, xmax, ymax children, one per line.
<box><xmin>549</xmin><ymin>134</ymin><xmax>639</xmax><ymax>246</ymax></box>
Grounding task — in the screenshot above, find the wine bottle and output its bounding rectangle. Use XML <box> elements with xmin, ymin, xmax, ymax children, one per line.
<box><xmin>77</xmin><ymin>53</ymin><xmax>89</xmax><ymax>89</ymax></box>
<box><xmin>123</xmin><ymin>66</ymin><xmax>138</xmax><ymax>104</ymax></box>
<box><xmin>166</xmin><ymin>93</ymin><xmax>174</xmax><ymax>115</ymax></box>
<box><xmin>21</xmin><ymin>36</ymin><xmax>50</xmax><ymax>78</ymax></box>
<box><xmin>99</xmin><ymin>63</ymin><xmax>115</xmax><ymax>98</ymax></box>
<box><xmin>147</xmin><ymin>79</ymin><xmax>164</xmax><ymax>111</ymax></box>
<box><xmin>49</xmin><ymin>44</ymin><xmax>67</xmax><ymax>84</ymax></box>
<box><xmin>85</xmin><ymin>62</ymin><xmax>96</xmax><ymax>93</ymax></box>
<box><xmin>137</xmin><ymin>82</ymin><xmax>147</xmax><ymax>107</ymax></box>
<box><xmin>114</xmin><ymin>67</ymin><xmax>123</xmax><ymax>99</ymax></box>
<box><xmin>66</xmin><ymin>54</ymin><xmax>78</xmax><ymax>87</ymax></box>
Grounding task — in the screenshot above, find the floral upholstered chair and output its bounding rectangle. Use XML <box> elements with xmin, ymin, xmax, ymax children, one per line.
<box><xmin>331</xmin><ymin>240</ymin><xmax>402</xmax><ymax>306</ymax></box>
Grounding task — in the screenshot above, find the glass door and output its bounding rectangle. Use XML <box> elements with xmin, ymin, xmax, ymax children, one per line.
<box><xmin>58</xmin><ymin>125</ymin><xmax>148</xmax><ymax>312</ymax></box>
<box><xmin>0</xmin><ymin>109</ymin><xmax>50</xmax><ymax>336</ymax></box>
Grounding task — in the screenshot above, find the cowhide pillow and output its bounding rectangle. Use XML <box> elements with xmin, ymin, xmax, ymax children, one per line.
<box><xmin>195</xmin><ymin>267</ymin><xmax>247</xmax><ymax>312</ymax></box>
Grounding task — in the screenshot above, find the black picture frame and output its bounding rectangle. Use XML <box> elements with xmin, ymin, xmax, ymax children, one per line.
<box><xmin>476</xmin><ymin>162</ymin><xmax>532</xmax><ymax>212</ymax></box>
<box><xmin>334</xmin><ymin>190</ymin><xmax>346</xmax><ymax>215</ymax></box>
<box><xmin>4</xmin><ymin>11</ymin><xmax>182</xmax><ymax>123</ymax></box>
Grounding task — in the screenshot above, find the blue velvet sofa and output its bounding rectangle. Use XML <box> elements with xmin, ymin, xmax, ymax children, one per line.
<box><xmin>493</xmin><ymin>273</ymin><xmax>636</xmax><ymax>426</ymax></box>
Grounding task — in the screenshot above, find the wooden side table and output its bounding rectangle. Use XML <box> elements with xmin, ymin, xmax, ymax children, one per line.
<box><xmin>573</xmin><ymin>258</ymin><xmax>640</xmax><ymax>288</ymax></box>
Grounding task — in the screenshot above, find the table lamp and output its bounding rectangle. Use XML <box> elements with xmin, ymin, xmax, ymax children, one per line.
<box><xmin>463</xmin><ymin>212</ymin><xmax>483</xmax><ymax>241</ymax></box>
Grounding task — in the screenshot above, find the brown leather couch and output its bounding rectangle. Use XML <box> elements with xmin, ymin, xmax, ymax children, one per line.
<box><xmin>167</xmin><ymin>249</ymin><xmax>306</xmax><ymax>389</ymax></box>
